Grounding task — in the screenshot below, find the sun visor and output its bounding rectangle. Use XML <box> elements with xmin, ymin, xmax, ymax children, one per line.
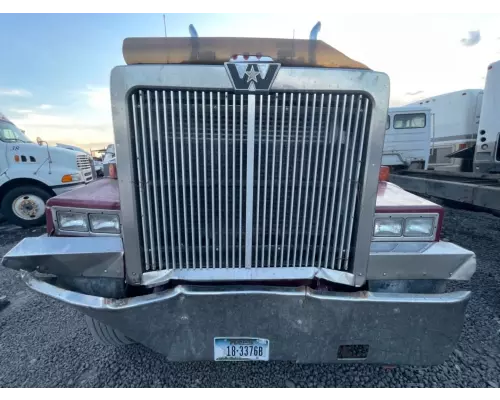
<box><xmin>122</xmin><ymin>37</ymin><xmax>370</xmax><ymax>70</ymax></box>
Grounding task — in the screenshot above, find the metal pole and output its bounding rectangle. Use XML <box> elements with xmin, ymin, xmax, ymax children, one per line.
<box><xmin>163</xmin><ymin>14</ymin><xmax>167</xmax><ymax>37</ymax></box>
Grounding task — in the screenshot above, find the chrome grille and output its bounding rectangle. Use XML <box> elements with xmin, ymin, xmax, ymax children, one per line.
<box><xmin>77</xmin><ymin>154</ymin><xmax>91</xmax><ymax>169</ymax></box>
<box><xmin>129</xmin><ymin>89</ymin><xmax>371</xmax><ymax>274</ymax></box>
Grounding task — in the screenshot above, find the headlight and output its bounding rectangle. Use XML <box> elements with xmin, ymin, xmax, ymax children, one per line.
<box><xmin>404</xmin><ymin>217</ymin><xmax>434</xmax><ymax>237</ymax></box>
<box><xmin>373</xmin><ymin>217</ymin><xmax>403</xmax><ymax>237</ymax></box>
<box><xmin>57</xmin><ymin>212</ymin><xmax>89</xmax><ymax>232</ymax></box>
<box><xmin>61</xmin><ymin>173</ymin><xmax>82</xmax><ymax>183</ymax></box>
<box><xmin>89</xmin><ymin>214</ymin><xmax>120</xmax><ymax>234</ymax></box>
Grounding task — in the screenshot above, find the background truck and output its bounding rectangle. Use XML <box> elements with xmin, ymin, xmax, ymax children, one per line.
<box><xmin>389</xmin><ymin>60</ymin><xmax>500</xmax><ymax>214</ymax></box>
<box><xmin>0</xmin><ymin>112</ymin><xmax>94</xmax><ymax>227</ymax></box>
<box><xmin>382</xmin><ymin>106</ymin><xmax>431</xmax><ymax>170</ymax></box>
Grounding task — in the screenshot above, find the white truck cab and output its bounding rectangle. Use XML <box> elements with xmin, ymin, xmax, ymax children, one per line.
<box><xmin>0</xmin><ymin>112</ymin><xmax>93</xmax><ymax>227</ymax></box>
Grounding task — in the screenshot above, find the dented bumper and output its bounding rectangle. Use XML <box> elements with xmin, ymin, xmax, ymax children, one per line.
<box><xmin>20</xmin><ymin>271</ymin><xmax>470</xmax><ymax>364</ymax></box>
<box><xmin>2</xmin><ymin>236</ymin><xmax>475</xmax><ymax>364</ymax></box>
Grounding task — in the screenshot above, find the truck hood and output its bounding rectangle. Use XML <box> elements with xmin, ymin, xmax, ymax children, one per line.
<box><xmin>8</xmin><ymin>142</ymin><xmax>86</xmax><ymax>168</ymax></box>
<box><xmin>46</xmin><ymin>179</ymin><xmax>441</xmax><ymax>214</ymax></box>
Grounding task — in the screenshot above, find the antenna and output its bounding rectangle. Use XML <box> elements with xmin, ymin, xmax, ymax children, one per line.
<box><xmin>163</xmin><ymin>14</ymin><xmax>167</xmax><ymax>37</ymax></box>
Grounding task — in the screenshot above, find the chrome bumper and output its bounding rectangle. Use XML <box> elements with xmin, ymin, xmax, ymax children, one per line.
<box><xmin>21</xmin><ymin>271</ymin><xmax>470</xmax><ymax>365</ymax></box>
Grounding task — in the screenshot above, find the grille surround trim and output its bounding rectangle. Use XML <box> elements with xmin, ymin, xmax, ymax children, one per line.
<box><xmin>110</xmin><ymin>64</ymin><xmax>390</xmax><ymax>287</ymax></box>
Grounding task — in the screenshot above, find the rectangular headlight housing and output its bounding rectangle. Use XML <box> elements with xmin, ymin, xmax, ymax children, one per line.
<box><xmin>373</xmin><ymin>217</ymin><xmax>404</xmax><ymax>237</ymax></box>
<box><xmin>404</xmin><ymin>217</ymin><xmax>434</xmax><ymax>237</ymax></box>
<box><xmin>89</xmin><ymin>213</ymin><xmax>120</xmax><ymax>234</ymax></box>
<box><xmin>57</xmin><ymin>212</ymin><xmax>89</xmax><ymax>232</ymax></box>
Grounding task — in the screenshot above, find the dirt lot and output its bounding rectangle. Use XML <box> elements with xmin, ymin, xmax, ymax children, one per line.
<box><xmin>0</xmin><ymin>208</ymin><xmax>499</xmax><ymax>388</ymax></box>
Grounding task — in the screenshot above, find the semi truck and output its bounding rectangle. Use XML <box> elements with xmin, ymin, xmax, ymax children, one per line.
<box><xmin>389</xmin><ymin>60</ymin><xmax>500</xmax><ymax>214</ymax></box>
<box><xmin>1</xmin><ymin>23</ymin><xmax>475</xmax><ymax>365</ymax></box>
<box><xmin>0</xmin><ymin>112</ymin><xmax>94</xmax><ymax>227</ymax></box>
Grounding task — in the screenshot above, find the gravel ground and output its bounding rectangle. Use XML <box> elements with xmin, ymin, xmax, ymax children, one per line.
<box><xmin>0</xmin><ymin>209</ymin><xmax>500</xmax><ymax>388</ymax></box>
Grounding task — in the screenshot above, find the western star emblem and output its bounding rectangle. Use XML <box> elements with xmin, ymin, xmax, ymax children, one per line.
<box><xmin>225</xmin><ymin>62</ymin><xmax>281</xmax><ymax>92</ymax></box>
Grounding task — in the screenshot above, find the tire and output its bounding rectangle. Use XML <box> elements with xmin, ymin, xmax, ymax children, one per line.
<box><xmin>84</xmin><ymin>316</ymin><xmax>134</xmax><ymax>347</ymax></box>
<box><xmin>1</xmin><ymin>185</ymin><xmax>52</xmax><ymax>228</ymax></box>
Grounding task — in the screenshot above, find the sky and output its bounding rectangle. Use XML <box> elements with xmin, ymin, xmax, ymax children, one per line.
<box><xmin>0</xmin><ymin>13</ymin><xmax>499</xmax><ymax>151</ymax></box>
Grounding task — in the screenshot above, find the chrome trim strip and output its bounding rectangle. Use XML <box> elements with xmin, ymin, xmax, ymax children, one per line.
<box><xmin>245</xmin><ymin>95</ymin><xmax>256</xmax><ymax>268</ymax></box>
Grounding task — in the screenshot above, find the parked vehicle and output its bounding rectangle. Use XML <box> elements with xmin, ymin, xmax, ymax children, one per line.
<box><xmin>0</xmin><ymin>112</ymin><xmax>93</xmax><ymax>227</ymax></box>
<box><xmin>389</xmin><ymin>61</ymin><xmax>500</xmax><ymax>214</ymax></box>
<box><xmin>2</xmin><ymin>24</ymin><xmax>476</xmax><ymax>365</ymax></box>
<box><xmin>406</xmin><ymin>89</ymin><xmax>483</xmax><ymax>172</ymax></box>
<box><xmin>382</xmin><ymin>106</ymin><xmax>432</xmax><ymax>170</ymax></box>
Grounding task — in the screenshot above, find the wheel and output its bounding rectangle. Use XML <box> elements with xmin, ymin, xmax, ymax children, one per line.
<box><xmin>84</xmin><ymin>316</ymin><xmax>134</xmax><ymax>347</ymax></box>
<box><xmin>1</xmin><ymin>185</ymin><xmax>52</xmax><ymax>228</ymax></box>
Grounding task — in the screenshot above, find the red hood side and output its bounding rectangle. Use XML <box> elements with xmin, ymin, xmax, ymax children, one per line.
<box><xmin>47</xmin><ymin>178</ymin><xmax>120</xmax><ymax>210</ymax></box>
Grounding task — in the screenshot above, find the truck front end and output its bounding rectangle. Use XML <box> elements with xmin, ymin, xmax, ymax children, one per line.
<box><xmin>1</xmin><ymin>29</ymin><xmax>476</xmax><ymax>365</ymax></box>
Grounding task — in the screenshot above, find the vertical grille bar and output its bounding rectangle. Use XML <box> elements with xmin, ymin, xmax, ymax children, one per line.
<box><xmin>155</xmin><ymin>91</ymin><xmax>169</xmax><ymax>270</ymax></box>
<box><xmin>232</xmin><ymin>94</ymin><xmax>236</xmax><ymax>268</ymax></box>
<box><xmin>311</xmin><ymin>94</ymin><xmax>332</xmax><ymax>268</ymax></box>
<box><xmin>280</xmin><ymin>93</ymin><xmax>294</xmax><ymax>267</ymax></box>
<box><xmin>273</xmin><ymin>93</ymin><xmax>286</xmax><ymax>267</ymax></box>
<box><xmin>169</xmin><ymin>91</ymin><xmax>183</xmax><ymax>267</ymax></box>
<box><xmin>162</xmin><ymin>91</ymin><xmax>177</xmax><ymax>268</ymax></box>
<box><xmin>186</xmin><ymin>92</ymin><xmax>197</xmax><ymax>268</ymax></box>
<box><xmin>293</xmin><ymin>93</ymin><xmax>309</xmax><ymax>267</ymax></box>
<box><xmin>245</xmin><ymin>95</ymin><xmax>256</xmax><ymax>268</ymax></box>
<box><xmin>225</xmin><ymin>93</ymin><xmax>229</xmax><ymax>268</ymax></box>
<box><xmin>287</xmin><ymin>93</ymin><xmax>301</xmax><ymax>267</ymax></box>
<box><xmin>194</xmin><ymin>91</ymin><xmax>202</xmax><ymax>268</ymax></box>
<box><xmin>239</xmin><ymin>95</ymin><xmax>244</xmax><ymax>268</ymax></box>
<box><xmin>146</xmin><ymin>91</ymin><xmax>162</xmax><ymax>270</ymax></box>
<box><xmin>217</xmin><ymin>92</ymin><xmax>222</xmax><ymax>268</ymax></box>
<box><xmin>342</xmin><ymin>97</ymin><xmax>370</xmax><ymax>270</ymax></box>
<box><xmin>267</xmin><ymin>94</ymin><xmax>278</xmax><ymax>267</ymax></box>
<box><xmin>299</xmin><ymin>93</ymin><xmax>317</xmax><ymax>266</ymax></box>
<box><xmin>254</xmin><ymin>95</ymin><xmax>263</xmax><ymax>266</ymax></box>
<box><xmin>261</xmin><ymin>95</ymin><xmax>270</xmax><ymax>268</ymax></box>
<box><xmin>139</xmin><ymin>91</ymin><xmax>156</xmax><ymax>270</ymax></box>
<box><xmin>209</xmin><ymin>92</ymin><xmax>216</xmax><ymax>268</ymax></box>
<box><xmin>178</xmin><ymin>91</ymin><xmax>190</xmax><ymax>267</ymax></box>
<box><xmin>131</xmin><ymin>93</ymin><xmax>150</xmax><ymax>270</ymax></box>
<box><xmin>202</xmin><ymin>92</ymin><xmax>210</xmax><ymax>267</ymax></box>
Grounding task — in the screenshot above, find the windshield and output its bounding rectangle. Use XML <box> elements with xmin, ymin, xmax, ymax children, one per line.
<box><xmin>0</xmin><ymin>121</ymin><xmax>33</xmax><ymax>143</ymax></box>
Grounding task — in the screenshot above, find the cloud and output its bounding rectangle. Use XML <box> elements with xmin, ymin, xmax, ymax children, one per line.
<box><xmin>405</xmin><ymin>90</ymin><xmax>424</xmax><ymax>96</ymax></box>
<box><xmin>39</xmin><ymin>104</ymin><xmax>53</xmax><ymax>110</ymax></box>
<box><xmin>9</xmin><ymin>109</ymin><xmax>33</xmax><ymax>115</ymax></box>
<box><xmin>81</xmin><ymin>86</ymin><xmax>110</xmax><ymax>112</ymax></box>
<box><xmin>0</xmin><ymin>88</ymin><xmax>32</xmax><ymax>97</ymax></box>
<box><xmin>460</xmin><ymin>31</ymin><xmax>481</xmax><ymax>47</ymax></box>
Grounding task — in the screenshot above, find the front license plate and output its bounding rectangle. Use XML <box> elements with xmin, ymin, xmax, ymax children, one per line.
<box><xmin>214</xmin><ymin>337</ymin><xmax>270</xmax><ymax>361</ymax></box>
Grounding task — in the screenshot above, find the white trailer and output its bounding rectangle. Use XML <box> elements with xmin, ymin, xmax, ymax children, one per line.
<box><xmin>382</xmin><ymin>106</ymin><xmax>431</xmax><ymax>170</ymax></box>
<box><xmin>473</xmin><ymin>60</ymin><xmax>500</xmax><ymax>173</ymax></box>
<box><xmin>0</xmin><ymin>112</ymin><xmax>94</xmax><ymax>227</ymax></box>
<box><xmin>406</xmin><ymin>89</ymin><xmax>483</xmax><ymax>172</ymax></box>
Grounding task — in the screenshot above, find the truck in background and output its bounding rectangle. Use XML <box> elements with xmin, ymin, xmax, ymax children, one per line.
<box><xmin>406</xmin><ymin>89</ymin><xmax>483</xmax><ymax>173</ymax></box>
<box><xmin>389</xmin><ymin>60</ymin><xmax>500</xmax><ymax>214</ymax></box>
<box><xmin>382</xmin><ymin>106</ymin><xmax>431</xmax><ymax>171</ymax></box>
<box><xmin>0</xmin><ymin>112</ymin><xmax>94</xmax><ymax>227</ymax></box>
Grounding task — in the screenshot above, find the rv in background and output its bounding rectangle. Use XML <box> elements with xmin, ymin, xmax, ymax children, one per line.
<box><xmin>406</xmin><ymin>89</ymin><xmax>483</xmax><ymax>172</ymax></box>
<box><xmin>382</xmin><ymin>106</ymin><xmax>431</xmax><ymax>170</ymax></box>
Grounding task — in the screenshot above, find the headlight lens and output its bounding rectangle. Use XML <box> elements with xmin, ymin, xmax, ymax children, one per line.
<box><xmin>89</xmin><ymin>213</ymin><xmax>120</xmax><ymax>234</ymax></box>
<box><xmin>57</xmin><ymin>212</ymin><xmax>89</xmax><ymax>232</ymax></box>
<box><xmin>373</xmin><ymin>217</ymin><xmax>403</xmax><ymax>237</ymax></box>
<box><xmin>404</xmin><ymin>217</ymin><xmax>434</xmax><ymax>237</ymax></box>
